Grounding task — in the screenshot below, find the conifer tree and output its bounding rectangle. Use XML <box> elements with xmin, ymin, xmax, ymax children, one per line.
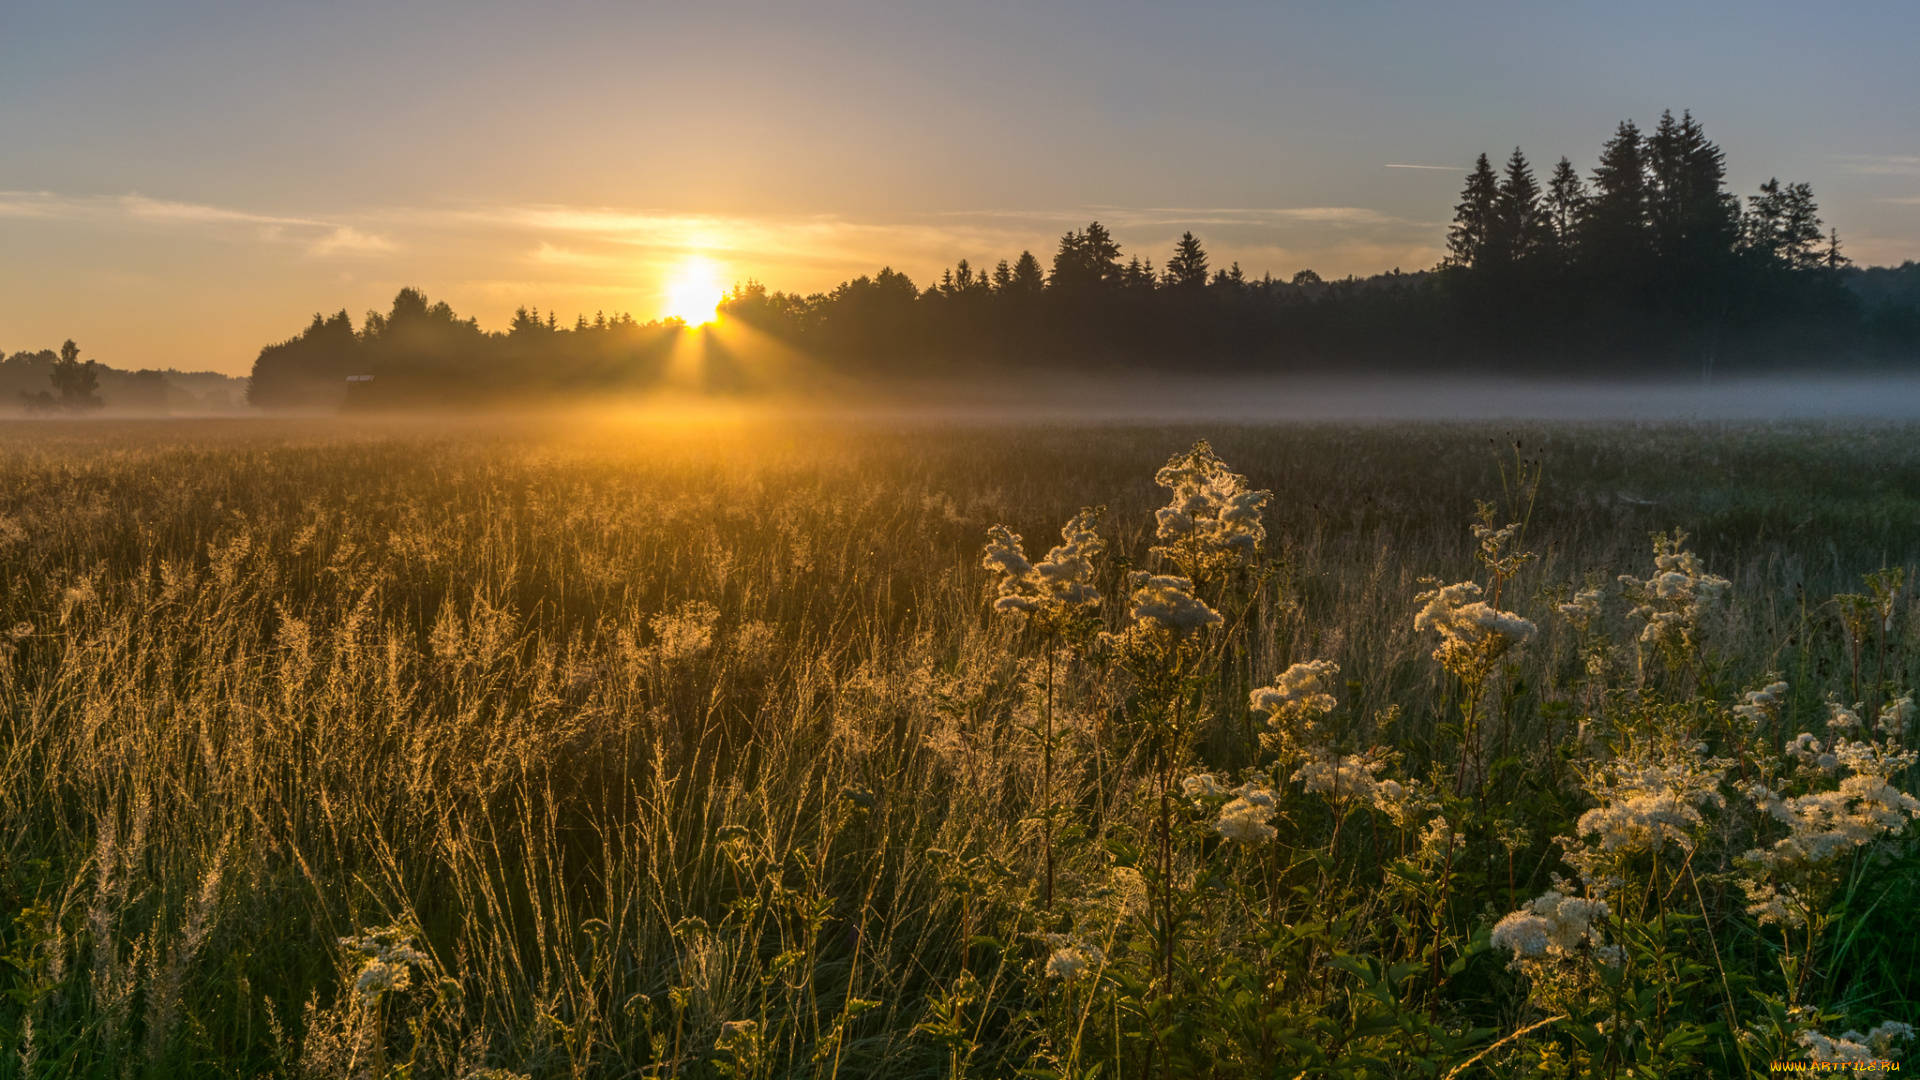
<box><xmin>1486</xmin><ymin>148</ymin><xmax>1550</xmax><ymax>266</ymax></box>
<box><xmin>1009</xmin><ymin>251</ymin><xmax>1045</xmax><ymax>295</ymax></box>
<box><xmin>1646</xmin><ymin>110</ymin><xmax>1740</xmax><ymax>267</ymax></box>
<box><xmin>1546</xmin><ymin>156</ymin><xmax>1587</xmax><ymax>246</ymax></box>
<box><xmin>1049</xmin><ymin>222</ymin><xmax>1122</xmax><ymax>291</ymax></box>
<box><xmin>1166</xmin><ymin>231</ymin><xmax>1210</xmax><ymax>288</ymax></box>
<box><xmin>1744</xmin><ymin>178</ymin><xmax>1825</xmax><ymax>270</ymax></box>
<box><xmin>1578</xmin><ymin>120</ymin><xmax>1650</xmax><ymax>271</ymax></box>
<box><xmin>1448</xmin><ymin>153</ymin><xmax>1501</xmax><ymax>268</ymax></box>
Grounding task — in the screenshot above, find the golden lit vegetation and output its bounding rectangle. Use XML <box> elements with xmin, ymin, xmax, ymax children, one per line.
<box><xmin>0</xmin><ymin>417</ymin><xmax>1916</xmax><ymax>1077</ymax></box>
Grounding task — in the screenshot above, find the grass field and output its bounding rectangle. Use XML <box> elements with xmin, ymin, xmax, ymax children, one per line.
<box><xmin>1</xmin><ymin>415</ymin><xmax>1916</xmax><ymax>1078</ymax></box>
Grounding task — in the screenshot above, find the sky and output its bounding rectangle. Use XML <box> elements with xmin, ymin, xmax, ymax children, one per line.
<box><xmin>3</xmin><ymin>0</ymin><xmax>1918</xmax><ymax>375</ymax></box>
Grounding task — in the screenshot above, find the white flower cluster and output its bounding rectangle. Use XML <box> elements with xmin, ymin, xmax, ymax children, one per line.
<box><xmin>1044</xmin><ymin>937</ymin><xmax>1105</xmax><ymax>981</ymax></box>
<box><xmin>1558</xmin><ymin>587</ymin><xmax>1605</xmax><ymax>634</ymax></box>
<box><xmin>1744</xmin><ymin>739</ymin><xmax>1920</xmax><ymax>871</ymax></box>
<box><xmin>1491</xmin><ymin>889</ymin><xmax>1611</xmax><ymax>962</ymax></box>
<box><xmin>1181</xmin><ymin>772</ymin><xmax>1229</xmax><ymax>800</ymax></box>
<box><xmin>1125</xmin><ymin>572</ymin><xmax>1222</xmax><ymax>634</ymax></box>
<box><xmin>1574</xmin><ymin>756</ymin><xmax>1726</xmax><ymax>858</ymax></box>
<box><xmin>1732</xmin><ymin>680</ymin><xmax>1790</xmax><ymax>729</ymax></box>
<box><xmin>1798</xmin><ymin>1021</ymin><xmax>1913</xmax><ymax>1064</ymax></box>
<box><xmin>1293</xmin><ymin>750</ymin><xmax>1395</xmax><ymax>813</ymax></box>
<box><xmin>1617</xmin><ymin>532</ymin><xmax>1730</xmax><ymax>655</ymax></box>
<box><xmin>339</xmin><ymin>925</ymin><xmax>430</xmax><ymax>1004</ymax></box>
<box><xmin>1149</xmin><ymin>440</ymin><xmax>1271</xmax><ymax>574</ymax></box>
<box><xmin>1249</xmin><ymin>660</ymin><xmax>1339</xmax><ymax>726</ymax></box>
<box><xmin>981</xmin><ymin>508</ymin><xmax>1107</xmax><ymax>617</ymax></box>
<box><xmin>1413</xmin><ymin>581</ymin><xmax>1537</xmax><ymax>680</ymax></box>
<box><xmin>1213</xmin><ymin>781</ymin><xmax>1278</xmax><ymax>844</ymax></box>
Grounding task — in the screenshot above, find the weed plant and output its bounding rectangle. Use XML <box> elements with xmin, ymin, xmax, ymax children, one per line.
<box><xmin>0</xmin><ymin>417</ymin><xmax>1915</xmax><ymax>1078</ymax></box>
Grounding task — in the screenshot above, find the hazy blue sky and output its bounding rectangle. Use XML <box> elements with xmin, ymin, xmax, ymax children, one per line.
<box><xmin>4</xmin><ymin>0</ymin><xmax>1917</xmax><ymax>373</ymax></box>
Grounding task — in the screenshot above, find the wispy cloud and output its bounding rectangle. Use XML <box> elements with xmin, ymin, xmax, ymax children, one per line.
<box><xmin>1837</xmin><ymin>155</ymin><xmax>1920</xmax><ymax>176</ymax></box>
<box><xmin>1881</xmin><ymin>196</ymin><xmax>1920</xmax><ymax>206</ymax></box>
<box><xmin>0</xmin><ymin>191</ymin><xmax>397</xmax><ymax>257</ymax></box>
<box><xmin>1384</xmin><ymin>164</ymin><xmax>1460</xmax><ymax>171</ymax></box>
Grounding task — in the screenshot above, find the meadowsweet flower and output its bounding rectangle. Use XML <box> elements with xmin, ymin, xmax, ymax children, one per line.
<box><xmin>1249</xmin><ymin>660</ymin><xmax>1339</xmax><ymax>726</ymax></box>
<box><xmin>1492</xmin><ymin>890</ymin><xmax>1611</xmax><ymax>964</ymax></box>
<box><xmin>1045</xmin><ymin>938</ymin><xmax>1104</xmax><ymax>980</ymax></box>
<box><xmin>1126</xmin><ymin>572</ymin><xmax>1221</xmax><ymax>634</ymax></box>
<box><xmin>1618</xmin><ymin>531</ymin><xmax>1730</xmax><ymax>662</ymax></box>
<box><xmin>1490</xmin><ymin>911</ymin><xmax>1550</xmax><ymax>957</ymax></box>
<box><xmin>339</xmin><ymin>925</ymin><xmax>430</xmax><ymax>1004</ymax></box>
<box><xmin>1877</xmin><ymin>693</ymin><xmax>1915</xmax><ymax>736</ymax></box>
<box><xmin>1745</xmin><ymin>739</ymin><xmax>1920</xmax><ymax>871</ymax></box>
<box><xmin>982</xmin><ymin>509</ymin><xmax>1108</xmax><ymax>618</ymax></box>
<box><xmin>1413</xmin><ymin>581</ymin><xmax>1536</xmax><ymax>680</ymax></box>
<box><xmin>1294</xmin><ymin>749</ymin><xmax>1392</xmax><ymax>812</ymax></box>
<box><xmin>1181</xmin><ymin>773</ymin><xmax>1229</xmax><ymax>800</ymax></box>
<box><xmin>1826</xmin><ymin>697</ymin><xmax>1862</xmax><ymax>733</ymax></box>
<box><xmin>1575</xmin><ymin>759</ymin><xmax>1725</xmax><ymax>857</ymax></box>
<box><xmin>1215</xmin><ymin>782</ymin><xmax>1277</xmax><ymax>844</ymax></box>
<box><xmin>1558</xmin><ymin>588</ymin><xmax>1604</xmax><ymax>633</ymax></box>
<box><xmin>1733</xmin><ymin>680</ymin><xmax>1789</xmax><ymax>728</ymax></box>
<box><xmin>1799</xmin><ymin>1021</ymin><xmax>1914</xmax><ymax>1064</ymax></box>
<box><xmin>1149</xmin><ymin>440</ymin><xmax>1271</xmax><ymax>580</ymax></box>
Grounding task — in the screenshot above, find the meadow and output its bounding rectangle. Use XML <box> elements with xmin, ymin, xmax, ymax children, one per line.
<box><xmin>0</xmin><ymin>415</ymin><xmax>1916</xmax><ymax>1078</ymax></box>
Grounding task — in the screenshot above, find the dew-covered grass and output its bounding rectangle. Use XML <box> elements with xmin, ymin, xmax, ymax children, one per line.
<box><xmin>0</xmin><ymin>415</ymin><xmax>1915</xmax><ymax>1078</ymax></box>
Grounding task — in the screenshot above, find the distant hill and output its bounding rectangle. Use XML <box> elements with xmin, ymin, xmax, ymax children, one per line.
<box><xmin>2</xmin><ymin>348</ymin><xmax>250</xmax><ymax>416</ymax></box>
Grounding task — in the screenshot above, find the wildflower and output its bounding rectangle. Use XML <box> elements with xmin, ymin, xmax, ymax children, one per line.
<box><xmin>1558</xmin><ymin>588</ymin><xmax>1604</xmax><ymax>633</ymax></box>
<box><xmin>1739</xmin><ymin>880</ymin><xmax>1807</xmax><ymax>927</ymax></box>
<box><xmin>1744</xmin><ymin>739</ymin><xmax>1920</xmax><ymax>871</ymax></box>
<box><xmin>1877</xmin><ymin>693</ymin><xmax>1915</xmax><ymax>736</ymax></box>
<box><xmin>982</xmin><ymin>509</ymin><xmax>1107</xmax><ymax>618</ymax></box>
<box><xmin>1214</xmin><ymin>782</ymin><xmax>1277</xmax><ymax>844</ymax></box>
<box><xmin>339</xmin><ymin>925</ymin><xmax>430</xmax><ymax>1005</ymax></box>
<box><xmin>1732</xmin><ymin>680</ymin><xmax>1789</xmax><ymax>728</ymax></box>
<box><xmin>1045</xmin><ymin>938</ymin><xmax>1104</xmax><ymax>981</ymax></box>
<box><xmin>1181</xmin><ymin>773</ymin><xmax>1229</xmax><ymax>800</ymax></box>
<box><xmin>1413</xmin><ymin>581</ymin><xmax>1536</xmax><ymax>680</ymax></box>
<box><xmin>1618</xmin><ymin>531</ymin><xmax>1730</xmax><ymax>661</ymax></box>
<box><xmin>1575</xmin><ymin>759</ymin><xmax>1725</xmax><ymax>856</ymax></box>
<box><xmin>1799</xmin><ymin>1021</ymin><xmax>1914</xmax><ymax>1064</ymax></box>
<box><xmin>1293</xmin><ymin>749</ymin><xmax>1389</xmax><ymax>811</ymax></box>
<box><xmin>1126</xmin><ymin>572</ymin><xmax>1221</xmax><ymax>634</ymax></box>
<box><xmin>1032</xmin><ymin>507</ymin><xmax>1105</xmax><ymax>606</ymax></box>
<box><xmin>1249</xmin><ymin>659</ymin><xmax>1339</xmax><ymax>726</ymax></box>
<box><xmin>1149</xmin><ymin>440</ymin><xmax>1271</xmax><ymax>579</ymax></box>
<box><xmin>1491</xmin><ymin>890</ymin><xmax>1610</xmax><ymax>963</ymax></box>
<box><xmin>1826</xmin><ymin>697</ymin><xmax>1862</xmax><ymax>733</ymax></box>
<box><xmin>1490</xmin><ymin>911</ymin><xmax>1550</xmax><ymax>957</ymax></box>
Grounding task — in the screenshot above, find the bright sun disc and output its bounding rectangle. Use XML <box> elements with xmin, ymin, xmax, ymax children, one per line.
<box><xmin>665</xmin><ymin>259</ymin><xmax>723</xmax><ymax>324</ymax></box>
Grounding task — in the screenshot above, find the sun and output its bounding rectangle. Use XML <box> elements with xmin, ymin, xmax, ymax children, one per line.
<box><xmin>664</xmin><ymin>257</ymin><xmax>724</xmax><ymax>325</ymax></box>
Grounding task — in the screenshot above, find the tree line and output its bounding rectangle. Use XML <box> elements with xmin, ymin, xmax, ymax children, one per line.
<box><xmin>249</xmin><ymin>110</ymin><xmax>1920</xmax><ymax>408</ymax></box>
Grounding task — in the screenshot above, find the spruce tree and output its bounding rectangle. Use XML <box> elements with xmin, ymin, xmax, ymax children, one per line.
<box><xmin>1546</xmin><ymin>156</ymin><xmax>1587</xmax><ymax>247</ymax></box>
<box><xmin>1487</xmin><ymin>147</ymin><xmax>1549</xmax><ymax>266</ymax></box>
<box><xmin>1578</xmin><ymin>120</ymin><xmax>1650</xmax><ymax>272</ymax></box>
<box><xmin>1166</xmin><ymin>231</ymin><xmax>1210</xmax><ymax>288</ymax></box>
<box><xmin>1646</xmin><ymin>110</ymin><xmax>1740</xmax><ymax>268</ymax></box>
<box><xmin>1447</xmin><ymin>154</ymin><xmax>1500</xmax><ymax>268</ymax></box>
<box><xmin>1009</xmin><ymin>251</ymin><xmax>1045</xmax><ymax>294</ymax></box>
<box><xmin>1744</xmin><ymin>178</ymin><xmax>1825</xmax><ymax>270</ymax></box>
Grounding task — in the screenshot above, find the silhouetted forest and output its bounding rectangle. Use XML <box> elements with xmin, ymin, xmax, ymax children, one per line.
<box><xmin>249</xmin><ymin>111</ymin><xmax>1920</xmax><ymax>409</ymax></box>
<box><xmin>2</xmin><ymin>342</ymin><xmax>248</xmax><ymax>415</ymax></box>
